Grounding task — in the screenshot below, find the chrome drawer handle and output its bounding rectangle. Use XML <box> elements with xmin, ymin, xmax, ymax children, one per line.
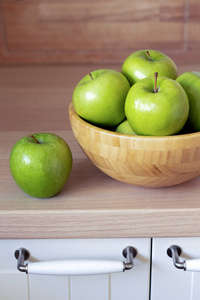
<box><xmin>14</xmin><ymin>246</ymin><xmax>137</xmax><ymax>276</ymax></box>
<box><xmin>167</xmin><ymin>245</ymin><xmax>200</xmax><ymax>272</ymax></box>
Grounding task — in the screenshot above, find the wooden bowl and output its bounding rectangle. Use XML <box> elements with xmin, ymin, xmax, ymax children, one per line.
<box><xmin>69</xmin><ymin>103</ymin><xmax>200</xmax><ymax>187</ymax></box>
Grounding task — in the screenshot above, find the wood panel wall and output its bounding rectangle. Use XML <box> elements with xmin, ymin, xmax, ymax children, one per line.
<box><xmin>0</xmin><ymin>0</ymin><xmax>199</xmax><ymax>65</ymax></box>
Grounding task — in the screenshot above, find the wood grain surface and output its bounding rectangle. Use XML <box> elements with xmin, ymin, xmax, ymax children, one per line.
<box><xmin>69</xmin><ymin>103</ymin><xmax>200</xmax><ymax>188</ymax></box>
<box><xmin>1</xmin><ymin>64</ymin><xmax>200</xmax><ymax>239</ymax></box>
<box><xmin>0</xmin><ymin>0</ymin><xmax>199</xmax><ymax>64</ymax></box>
<box><xmin>2</xmin><ymin>130</ymin><xmax>200</xmax><ymax>239</ymax></box>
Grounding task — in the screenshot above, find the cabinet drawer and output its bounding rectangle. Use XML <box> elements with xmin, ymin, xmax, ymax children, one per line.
<box><xmin>0</xmin><ymin>238</ymin><xmax>151</xmax><ymax>300</ymax></box>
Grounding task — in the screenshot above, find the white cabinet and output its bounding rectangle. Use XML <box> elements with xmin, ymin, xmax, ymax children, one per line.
<box><xmin>0</xmin><ymin>238</ymin><xmax>151</xmax><ymax>300</ymax></box>
<box><xmin>2</xmin><ymin>237</ymin><xmax>200</xmax><ymax>299</ymax></box>
<box><xmin>151</xmin><ymin>237</ymin><xmax>200</xmax><ymax>300</ymax></box>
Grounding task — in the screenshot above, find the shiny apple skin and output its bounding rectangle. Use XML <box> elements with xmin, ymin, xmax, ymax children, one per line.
<box><xmin>125</xmin><ymin>76</ymin><xmax>189</xmax><ymax>136</ymax></box>
<box><xmin>72</xmin><ymin>69</ymin><xmax>130</xmax><ymax>127</ymax></box>
<box><xmin>122</xmin><ymin>50</ymin><xmax>178</xmax><ymax>85</ymax></box>
<box><xmin>115</xmin><ymin>119</ymin><xmax>137</xmax><ymax>135</ymax></box>
<box><xmin>9</xmin><ymin>133</ymin><xmax>73</xmax><ymax>198</ymax></box>
<box><xmin>176</xmin><ymin>71</ymin><xmax>200</xmax><ymax>132</ymax></box>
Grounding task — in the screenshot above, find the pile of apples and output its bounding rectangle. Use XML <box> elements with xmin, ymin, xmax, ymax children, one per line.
<box><xmin>72</xmin><ymin>49</ymin><xmax>200</xmax><ymax>136</ymax></box>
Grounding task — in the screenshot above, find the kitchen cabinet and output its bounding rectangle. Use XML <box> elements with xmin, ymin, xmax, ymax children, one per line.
<box><xmin>2</xmin><ymin>237</ymin><xmax>200</xmax><ymax>299</ymax></box>
<box><xmin>0</xmin><ymin>238</ymin><xmax>151</xmax><ymax>300</ymax></box>
<box><xmin>151</xmin><ymin>237</ymin><xmax>200</xmax><ymax>300</ymax></box>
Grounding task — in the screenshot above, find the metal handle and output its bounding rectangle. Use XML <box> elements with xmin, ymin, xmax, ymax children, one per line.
<box><xmin>15</xmin><ymin>246</ymin><xmax>137</xmax><ymax>276</ymax></box>
<box><xmin>167</xmin><ymin>245</ymin><xmax>200</xmax><ymax>272</ymax></box>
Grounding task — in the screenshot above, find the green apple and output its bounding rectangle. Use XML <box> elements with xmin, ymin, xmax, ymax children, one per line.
<box><xmin>115</xmin><ymin>119</ymin><xmax>137</xmax><ymax>135</ymax></box>
<box><xmin>72</xmin><ymin>69</ymin><xmax>130</xmax><ymax>127</ymax></box>
<box><xmin>9</xmin><ymin>133</ymin><xmax>73</xmax><ymax>198</ymax></box>
<box><xmin>176</xmin><ymin>71</ymin><xmax>200</xmax><ymax>132</ymax></box>
<box><xmin>125</xmin><ymin>73</ymin><xmax>189</xmax><ymax>136</ymax></box>
<box><xmin>121</xmin><ymin>49</ymin><xmax>178</xmax><ymax>85</ymax></box>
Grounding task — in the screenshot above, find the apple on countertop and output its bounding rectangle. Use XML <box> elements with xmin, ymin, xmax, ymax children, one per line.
<box><xmin>9</xmin><ymin>133</ymin><xmax>73</xmax><ymax>198</ymax></box>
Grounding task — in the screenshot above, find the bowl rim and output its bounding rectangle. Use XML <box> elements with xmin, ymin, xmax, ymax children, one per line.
<box><xmin>69</xmin><ymin>102</ymin><xmax>200</xmax><ymax>142</ymax></box>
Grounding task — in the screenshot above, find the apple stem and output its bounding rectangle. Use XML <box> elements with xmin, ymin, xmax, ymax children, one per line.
<box><xmin>154</xmin><ymin>72</ymin><xmax>158</xmax><ymax>93</ymax></box>
<box><xmin>27</xmin><ymin>134</ymin><xmax>40</xmax><ymax>144</ymax></box>
<box><xmin>146</xmin><ymin>50</ymin><xmax>151</xmax><ymax>60</ymax></box>
<box><xmin>89</xmin><ymin>72</ymin><xmax>93</xmax><ymax>80</ymax></box>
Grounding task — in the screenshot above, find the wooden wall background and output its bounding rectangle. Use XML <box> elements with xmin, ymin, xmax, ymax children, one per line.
<box><xmin>0</xmin><ymin>0</ymin><xmax>199</xmax><ymax>65</ymax></box>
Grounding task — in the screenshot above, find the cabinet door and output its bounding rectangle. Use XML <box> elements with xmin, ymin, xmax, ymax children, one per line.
<box><xmin>151</xmin><ymin>237</ymin><xmax>200</xmax><ymax>300</ymax></box>
<box><xmin>0</xmin><ymin>240</ymin><xmax>29</xmax><ymax>300</ymax></box>
<box><xmin>0</xmin><ymin>238</ymin><xmax>151</xmax><ymax>300</ymax></box>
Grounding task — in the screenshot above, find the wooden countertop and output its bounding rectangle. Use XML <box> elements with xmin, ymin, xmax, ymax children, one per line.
<box><xmin>1</xmin><ymin>63</ymin><xmax>200</xmax><ymax>239</ymax></box>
